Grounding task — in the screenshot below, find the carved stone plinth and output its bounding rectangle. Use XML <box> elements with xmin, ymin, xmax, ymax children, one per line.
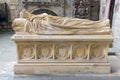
<box><xmin>11</xmin><ymin>34</ymin><xmax>113</xmax><ymax>74</ymax></box>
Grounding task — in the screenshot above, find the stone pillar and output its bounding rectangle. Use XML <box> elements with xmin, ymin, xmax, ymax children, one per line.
<box><xmin>9</xmin><ymin>0</ymin><xmax>22</xmax><ymax>21</ymax></box>
<box><xmin>112</xmin><ymin>0</ymin><xmax>120</xmax><ymax>57</ymax></box>
<box><xmin>99</xmin><ymin>0</ymin><xmax>111</xmax><ymax>19</ymax></box>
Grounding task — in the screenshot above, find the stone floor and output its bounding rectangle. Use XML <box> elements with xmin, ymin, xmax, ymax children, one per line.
<box><xmin>0</xmin><ymin>32</ymin><xmax>120</xmax><ymax>80</ymax></box>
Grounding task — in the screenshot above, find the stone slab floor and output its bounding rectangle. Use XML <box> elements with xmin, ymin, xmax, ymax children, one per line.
<box><xmin>0</xmin><ymin>32</ymin><xmax>120</xmax><ymax>80</ymax></box>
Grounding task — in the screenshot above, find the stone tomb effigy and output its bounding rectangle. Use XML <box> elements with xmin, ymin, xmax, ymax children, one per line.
<box><xmin>11</xmin><ymin>10</ymin><xmax>113</xmax><ymax>74</ymax></box>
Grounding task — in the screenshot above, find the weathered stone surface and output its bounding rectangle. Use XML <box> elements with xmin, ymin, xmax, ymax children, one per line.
<box><xmin>11</xmin><ymin>34</ymin><xmax>113</xmax><ymax>74</ymax></box>
<box><xmin>11</xmin><ymin>11</ymin><xmax>113</xmax><ymax>74</ymax></box>
<box><xmin>12</xmin><ymin>10</ymin><xmax>112</xmax><ymax>35</ymax></box>
<box><xmin>2</xmin><ymin>32</ymin><xmax>120</xmax><ymax>79</ymax></box>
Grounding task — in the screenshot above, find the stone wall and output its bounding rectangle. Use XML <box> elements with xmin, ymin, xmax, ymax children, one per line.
<box><xmin>0</xmin><ymin>0</ymin><xmax>19</xmax><ymax>21</ymax></box>
<box><xmin>0</xmin><ymin>0</ymin><xmax>100</xmax><ymax>21</ymax></box>
<box><xmin>0</xmin><ymin>0</ymin><xmax>18</xmax><ymax>31</ymax></box>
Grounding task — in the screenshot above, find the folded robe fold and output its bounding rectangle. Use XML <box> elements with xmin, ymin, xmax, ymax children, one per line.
<box><xmin>13</xmin><ymin>10</ymin><xmax>112</xmax><ymax>35</ymax></box>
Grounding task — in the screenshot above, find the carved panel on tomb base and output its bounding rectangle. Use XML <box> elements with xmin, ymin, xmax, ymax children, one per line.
<box><xmin>18</xmin><ymin>44</ymin><xmax>35</xmax><ymax>60</ymax></box>
<box><xmin>37</xmin><ymin>44</ymin><xmax>53</xmax><ymax>60</ymax></box>
<box><xmin>17</xmin><ymin>42</ymin><xmax>109</xmax><ymax>62</ymax></box>
<box><xmin>90</xmin><ymin>44</ymin><xmax>107</xmax><ymax>59</ymax></box>
<box><xmin>55</xmin><ymin>44</ymin><xmax>71</xmax><ymax>60</ymax></box>
<box><xmin>72</xmin><ymin>44</ymin><xmax>88</xmax><ymax>59</ymax></box>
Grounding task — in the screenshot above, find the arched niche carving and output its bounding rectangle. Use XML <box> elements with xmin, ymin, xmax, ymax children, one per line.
<box><xmin>31</xmin><ymin>8</ymin><xmax>57</xmax><ymax>16</ymax></box>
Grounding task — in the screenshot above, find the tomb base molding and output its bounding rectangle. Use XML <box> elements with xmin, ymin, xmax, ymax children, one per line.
<box><xmin>11</xmin><ymin>34</ymin><xmax>113</xmax><ymax>74</ymax></box>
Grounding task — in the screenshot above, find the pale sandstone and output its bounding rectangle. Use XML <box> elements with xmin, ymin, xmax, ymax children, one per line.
<box><xmin>11</xmin><ymin>10</ymin><xmax>113</xmax><ymax>74</ymax></box>
<box><xmin>13</xmin><ymin>9</ymin><xmax>112</xmax><ymax>35</ymax></box>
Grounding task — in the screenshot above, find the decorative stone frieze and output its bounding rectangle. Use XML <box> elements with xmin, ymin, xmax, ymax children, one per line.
<box><xmin>11</xmin><ymin>34</ymin><xmax>113</xmax><ymax>74</ymax></box>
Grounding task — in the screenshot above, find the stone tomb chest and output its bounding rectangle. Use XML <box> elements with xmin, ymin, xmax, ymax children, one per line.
<box><xmin>11</xmin><ymin>10</ymin><xmax>113</xmax><ymax>74</ymax></box>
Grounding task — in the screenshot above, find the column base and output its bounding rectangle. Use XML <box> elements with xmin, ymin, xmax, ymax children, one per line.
<box><xmin>14</xmin><ymin>62</ymin><xmax>111</xmax><ymax>74</ymax></box>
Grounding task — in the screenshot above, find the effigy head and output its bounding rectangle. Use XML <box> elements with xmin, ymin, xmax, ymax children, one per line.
<box><xmin>20</xmin><ymin>9</ymin><xmax>32</xmax><ymax>19</ymax></box>
<box><xmin>12</xmin><ymin>18</ymin><xmax>27</xmax><ymax>32</ymax></box>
